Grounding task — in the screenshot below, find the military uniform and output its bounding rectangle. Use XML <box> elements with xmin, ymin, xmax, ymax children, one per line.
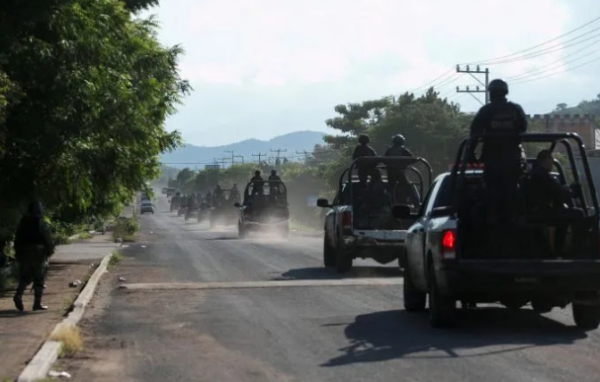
<box><xmin>470</xmin><ymin>80</ymin><xmax>528</xmax><ymax>223</ymax></box>
<box><xmin>384</xmin><ymin>144</ymin><xmax>418</xmax><ymax>204</ymax></box>
<box><xmin>353</xmin><ymin>144</ymin><xmax>377</xmax><ymax>187</ymax></box>
<box><xmin>13</xmin><ymin>203</ymin><xmax>55</xmax><ymax>311</ymax></box>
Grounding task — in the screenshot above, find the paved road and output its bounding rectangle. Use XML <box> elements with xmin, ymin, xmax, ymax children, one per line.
<box><xmin>64</xmin><ymin>197</ymin><xmax>600</xmax><ymax>382</ymax></box>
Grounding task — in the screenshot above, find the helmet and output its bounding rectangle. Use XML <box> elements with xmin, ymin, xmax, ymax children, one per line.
<box><xmin>358</xmin><ymin>134</ymin><xmax>369</xmax><ymax>144</ymax></box>
<box><xmin>392</xmin><ymin>134</ymin><xmax>405</xmax><ymax>145</ymax></box>
<box><xmin>488</xmin><ymin>79</ymin><xmax>508</xmax><ymax>96</ymax></box>
<box><xmin>271</xmin><ymin>169</ymin><xmax>276</xmax><ymax>175</ymax></box>
<box><xmin>254</xmin><ymin>170</ymin><xmax>260</xmax><ymax>176</ymax></box>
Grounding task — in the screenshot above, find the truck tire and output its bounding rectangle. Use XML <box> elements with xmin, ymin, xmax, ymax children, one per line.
<box><xmin>238</xmin><ymin>223</ymin><xmax>247</xmax><ymax>239</ymax></box>
<box><xmin>531</xmin><ymin>301</ymin><xmax>552</xmax><ymax>314</ymax></box>
<box><xmin>336</xmin><ymin>248</ymin><xmax>352</xmax><ymax>274</ymax></box>
<box><xmin>572</xmin><ymin>303</ymin><xmax>600</xmax><ymax>330</ymax></box>
<box><xmin>404</xmin><ymin>266</ymin><xmax>426</xmax><ymax>312</ymax></box>
<box><xmin>428</xmin><ymin>267</ymin><xmax>457</xmax><ymax>328</ymax></box>
<box><xmin>323</xmin><ymin>236</ymin><xmax>335</xmax><ymax>268</ymax></box>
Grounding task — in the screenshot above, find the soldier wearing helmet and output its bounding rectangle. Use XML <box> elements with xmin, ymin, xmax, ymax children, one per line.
<box><xmin>352</xmin><ymin>134</ymin><xmax>378</xmax><ymax>187</ymax></box>
<box><xmin>385</xmin><ymin>134</ymin><xmax>413</xmax><ymax>157</ymax></box>
<box><xmin>385</xmin><ymin>134</ymin><xmax>418</xmax><ymax>205</ymax></box>
<box><xmin>469</xmin><ymin>78</ymin><xmax>528</xmax><ymax>223</ymax></box>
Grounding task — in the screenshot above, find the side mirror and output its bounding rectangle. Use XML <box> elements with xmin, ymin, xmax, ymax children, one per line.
<box><xmin>234</xmin><ymin>202</ymin><xmax>241</xmax><ymax>208</ymax></box>
<box><xmin>430</xmin><ymin>206</ymin><xmax>452</xmax><ymax>218</ymax></box>
<box><xmin>316</xmin><ymin>198</ymin><xmax>330</xmax><ymax>208</ymax></box>
<box><xmin>391</xmin><ymin>204</ymin><xmax>412</xmax><ymax>219</ymax></box>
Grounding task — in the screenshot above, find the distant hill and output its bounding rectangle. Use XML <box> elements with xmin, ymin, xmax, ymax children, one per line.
<box><xmin>160</xmin><ymin>130</ymin><xmax>326</xmax><ymax>169</ymax></box>
<box><xmin>553</xmin><ymin>94</ymin><xmax>600</xmax><ymax>115</ymax></box>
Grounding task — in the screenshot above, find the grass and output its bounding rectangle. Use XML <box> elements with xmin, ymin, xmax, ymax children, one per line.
<box><xmin>50</xmin><ymin>325</ymin><xmax>83</xmax><ymax>358</ymax></box>
<box><xmin>109</xmin><ymin>251</ymin><xmax>123</xmax><ymax>267</ymax></box>
<box><xmin>0</xmin><ymin>261</ymin><xmax>18</xmax><ymax>294</ymax></box>
<box><xmin>111</xmin><ymin>216</ymin><xmax>139</xmax><ymax>243</ymax></box>
<box><xmin>78</xmin><ymin>231</ymin><xmax>93</xmax><ymax>240</ymax></box>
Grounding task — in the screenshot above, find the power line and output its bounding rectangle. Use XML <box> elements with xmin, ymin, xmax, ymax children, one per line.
<box><xmin>512</xmin><ymin>54</ymin><xmax>600</xmax><ymax>85</ymax></box>
<box><xmin>224</xmin><ymin>150</ymin><xmax>235</xmax><ymax>164</ymax></box>
<box><xmin>484</xmin><ymin>29</ymin><xmax>600</xmax><ymax>66</ymax></box>
<box><xmin>270</xmin><ymin>148</ymin><xmax>287</xmax><ymax>160</ymax></box>
<box><xmin>505</xmin><ymin>38</ymin><xmax>600</xmax><ymax>81</ymax></box>
<box><xmin>462</xmin><ymin>15</ymin><xmax>600</xmax><ymax>65</ymax></box>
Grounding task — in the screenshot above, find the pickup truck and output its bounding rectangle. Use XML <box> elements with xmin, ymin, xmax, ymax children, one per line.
<box><xmin>394</xmin><ymin>132</ymin><xmax>600</xmax><ymax>329</ymax></box>
<box><xmin>235</xmin><ymin>180</ymin><xmax>289</xmax><ymax>238</ymax></box>
<box><xmin>317</xmin><ymin>156</ymin><xmax>432</xmax><ymax>273</ymax></box>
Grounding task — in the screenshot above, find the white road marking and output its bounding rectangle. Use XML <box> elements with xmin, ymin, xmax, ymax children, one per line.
<box><xmin>119</xmin><ymin>278</ymin><xmax>404</xmax><ymax>291</ymax></box>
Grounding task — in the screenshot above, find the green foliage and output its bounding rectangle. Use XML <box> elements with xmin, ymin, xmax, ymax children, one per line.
<box><xmin>112</xmin><ymin>216</ymin><xmax>139</xmax><ymax>242</ymax></box>
<box><xmin>553</xmin><ymin>94</ymin><xmax>600</xmax><ymax>115</ymax></box>
<box><xmin>0</xmin><ymin>0</ymin><xmax>189</xmax><ymax>244</ymax></box>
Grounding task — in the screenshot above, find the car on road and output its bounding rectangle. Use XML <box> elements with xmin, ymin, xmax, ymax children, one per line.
<box><xmin>395</xmin><ymin>132</ymin><xmax>600</xmax><ymax>329</ymax></box>
<box><xmin>140</xmin><ymin>200</ymin><xmax>154</xmax><ymax>214</ymax></box>
<box><xmin>235</xmin><ymin>180</ymin><xmax>289</xmax><ymax>238</ymax></box>
<box><xmin>317</xmin><ymin>156</ymin><xmax>432</xmax><ymax>273</ymax></box>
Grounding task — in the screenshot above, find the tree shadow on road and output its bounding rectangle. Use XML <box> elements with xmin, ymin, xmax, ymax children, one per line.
<box><xmin>322</xmin><ymin>308</ymin><xmax>587</xmax><ymax>366</ymax></box>
<box><xmin>278</xmin><ymin>267</ymin><xmax>403</xmax><ymax>281</ymax></box>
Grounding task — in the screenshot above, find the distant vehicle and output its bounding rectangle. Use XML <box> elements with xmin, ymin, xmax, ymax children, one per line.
<box><xmin>140</xmin><ymin>200</ymin><xmax>154</xmax><ymax>214</ymax></box>
<box><xmin>166</xmin><ymin>187</ymin><xmax>176</xmax><ymax>197</ymax></box>
<box><xmin>162</xmin><ymin>187</ymin><xmax>167</xmax><ymax>194</ymax></box>
<box><xmin>317</xmin><ymin>156</ymin><xmax>432</xmax><ymax>273</ymax></box>
<box><xmin>398</xmin><ymin>133</ymin><xmax>600</xmax><ymax>329</ymax></box>
<box><xmin>210</xmin><ymin>189</ymin><xmax>238</xmax><ymax>228</ymax></box>
<box><xmin>235</xmin><ymin>180</ymin><xmax>289</xmax><ymax>238</ymax></box>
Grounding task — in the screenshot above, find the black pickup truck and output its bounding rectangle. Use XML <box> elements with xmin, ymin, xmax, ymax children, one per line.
<box><xmin>393</xmin><ymin>133</ymin><xmax>600</xmax><ymax>329</ymax></box>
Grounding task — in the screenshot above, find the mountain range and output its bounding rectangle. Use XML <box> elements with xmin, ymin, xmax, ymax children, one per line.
<box><xmin>160</xmin><ymin>130</ymin><xmax>326</xmax><ymax>169</ymax></box>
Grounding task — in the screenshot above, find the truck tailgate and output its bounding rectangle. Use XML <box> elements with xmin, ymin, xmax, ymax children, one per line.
<box><xmin>353</xmin><ymin>230</ymin><xmax>407</xmax><ymax>242</ymax></box>
<box><xmin>451</xmin><ymin>259</ymin><xmax>600</xmax><ymax>275</ymax></box>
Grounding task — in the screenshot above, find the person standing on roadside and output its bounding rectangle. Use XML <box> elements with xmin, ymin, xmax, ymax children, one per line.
<box><xmin>13</xmin><ymin>200</ymin><xmax>55</xmax><ymax>311</ymax></box>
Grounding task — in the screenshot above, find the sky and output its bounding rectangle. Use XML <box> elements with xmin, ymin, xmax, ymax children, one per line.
<box><xmin>141</xmin><ymin>0</ymin><xmax>600</xmax><ymax>146</ymax></box>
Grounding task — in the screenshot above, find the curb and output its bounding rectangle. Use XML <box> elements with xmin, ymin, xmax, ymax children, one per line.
<box><xmin>17</xmin><ymin>251</ymin><xmax>114</xmax><ymax>382</ymax></box>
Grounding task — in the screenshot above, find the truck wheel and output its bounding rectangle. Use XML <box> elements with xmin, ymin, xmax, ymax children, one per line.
<box><xmin>280</xmin><ymin>225</ymin><xmax>289</xmax><ymax>238</ymax></box>
<box><xmin>531</xmin><ymin>301</ymin><xmax>553</xmax><ymax>314</ymax></box>
<box><xmin>238</xmin><ymin>224</ymin><xmax>247</xmax><ymax>239</ymax></box>
<box><xmin>336</xmin><ymin>249</ymin><xmax>352</xmax><ymax>274</ymax></box>
<box><xmin>502</xmin><ymin>299</ymin><xmax>528</xmax><ymax>310</ymax></box>
<box><xmin>428</xmin><ymin>267</ymin><xmax>457</xmax><ymax>328</ymax></box>
<box><xmin>404</xmin><ymin>266</ymin><xmax>426</xmax><ymax>312</ymax></box>
<box><xmin>572</xmin><ymin>303</ymin><xmax>600</xmax><ymax>330</ymax></box>
<box><xmin>323</xmin><ymin>236</ymin><xmax>335</xmax><ymax>268</ymax></box>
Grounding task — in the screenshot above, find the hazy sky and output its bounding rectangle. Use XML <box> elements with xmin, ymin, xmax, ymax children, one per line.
<box><xmin>142</xmin><ymin>0</ymin><xmax>600</xmax><ymax>146</ymax></box>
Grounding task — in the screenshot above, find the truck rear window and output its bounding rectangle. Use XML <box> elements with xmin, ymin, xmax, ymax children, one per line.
<box><xmin>433</xmin><ymin>174</ymin><xmax>485</xmax><ymax>208</ymax></box>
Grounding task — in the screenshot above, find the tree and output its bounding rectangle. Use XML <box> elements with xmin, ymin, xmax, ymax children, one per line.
<box><xmin>0</xmin><ymin>0</ymin><xmax>190</xmax><ymax>239</ymax></box>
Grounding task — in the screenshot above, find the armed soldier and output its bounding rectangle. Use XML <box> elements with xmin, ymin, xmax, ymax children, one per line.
<box><xmin>384</xmin><ymin>134</ymin><xmax>418</xmax><ymax>204</ymax></box>
<box><xmin>469</xmin><ymin>79</ymin><xmax>528</xmax><ymax>223</ymax></box>
<box><xmin>13</xmin><ymin>201</ymin><xmax>55</xmax><ymax>311</ymax></box>
<box><xmin>352</xmin><ymin>134</ymin><xmax>377</xmax><ymax>188</ymax></box>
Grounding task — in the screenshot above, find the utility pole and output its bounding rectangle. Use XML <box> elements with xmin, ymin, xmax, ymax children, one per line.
<box><xmin>455</xmin><ymin>65</ymin><xmax>490</xmax><ymax>105</ymax></box>
<box><xmin>225</xmin><ymin>150</ymin><xmax>235</xmax><ymax>164</ymax></box>
<box><xmin>252</xmin><ymin>152</ymin><xmax>267</xmax><ymax>163</ymax></box>
<box><xmin>296</xmin><ymin>150</ymin><xmax>310</xmax><ymax>159</ymax></box>
<box><xmin>234</xmin><ymin>154</ymin><xmax>244</xmax><ymax>164</ymax></box>
<box><xmin>270</xmin><ymin>148</ymin><xmax>288</xmax><ymax>160</ymax></box>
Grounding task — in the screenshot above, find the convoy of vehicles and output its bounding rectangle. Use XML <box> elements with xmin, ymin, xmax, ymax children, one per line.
<box><xmin>317</xmin><ymin>156</ymin><xmax>432</xmax><ymax>273</ymax></box>
<box><xmin>395</xmin><ymin>133</ymin><xmax>600</xmax><ymax>330</ymax></box>
<box><xmin>157</xmin><ymin>131</ymin><xmax>600</xmax><ymax>332</ymax></box>
<box><xmin>235</xmin><ymin>180</ymin><xmax>290</xmax><ymax>238</ymax></box>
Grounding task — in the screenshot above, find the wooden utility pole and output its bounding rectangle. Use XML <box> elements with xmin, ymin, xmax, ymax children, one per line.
<box><xmin>456</xmin><ymin>65</ymin><xmax>490</xmax><ymax>105</ymax></box>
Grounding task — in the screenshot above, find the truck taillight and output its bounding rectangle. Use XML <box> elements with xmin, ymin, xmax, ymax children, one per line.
<box><xmin>342</xmin><ymin>211</ymin><xmax>352</xmax><ymax>229</ymax></box>
<box><xmin>441</xmin><ymin>229</ymin><xmax>456</xmax><ymax>259</ymax></box>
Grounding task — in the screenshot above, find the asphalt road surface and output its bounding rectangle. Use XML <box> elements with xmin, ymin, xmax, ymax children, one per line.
<box><xmin>63</xmin><ymin>197</ymin><xmax>600</xmax><ymax>382</ymax></box>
